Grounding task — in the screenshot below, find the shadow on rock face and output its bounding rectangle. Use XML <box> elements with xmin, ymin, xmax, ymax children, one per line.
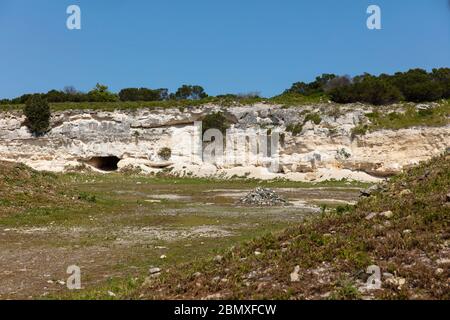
<box><xmin>86</xmin><ymin>156</ymin><xmax>120</xmax><ymax>171</ymax></box>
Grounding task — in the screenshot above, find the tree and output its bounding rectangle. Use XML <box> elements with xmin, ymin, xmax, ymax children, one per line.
<box><xmin>285</xmin><ymin>68</ymin><xmax>448</xmax><ymax>105</ymax></box>
<box><xmin>285</xmin><ymin>74</ymin><xmax>338</xmax><ymax>96</ymax></box>
<box><xmin>390</xmin><ymin>69</ymin><xmax>442</xmax><ymax>102</ymax></box>
<box><xmin>358</xmin><ymin>77</ymin><xmax>403</xmax><ymax>105</ymax></box>
<box><xmin>94</xmin><ymin>83</ymin><xmax>108</xmax><ymax>93</ymax></box>
<box><xmin>174</xmin><ymin>85</ymin><xmax>208</xmax><ymax>100</ymax></box>
<box><xmin>24</xmin><ymin>95</ymin><xmax>51</xmax><ymax>136</ymax></box>
<box><xmin>63</xmin><ymin>86</ymin><xmax>78</xmax><ymax>95</ymax></box>
<box><xmin>87</xmin><ymin>83</ymin><xmax>118</xmax><ymax>102</ymax></box>
<box><xmin>432</xmin><ymin>68</ymin><xmax>450</xmax><ymax>99</ymax></box>
<box><xmin>283</xmin><ymin>82</ymin><xmax>312</xmax><ymax>95</ymax></box>
<box><xmin>312</xmin><ymin>73</ymin><xmax>337</xmax><ymax>89</ymax></box>
<box><xmin>323</xmin><ymin>75</ymin><xmax>352</xmax><ymax>92</ymax></box>
<box><xmin>329</xmin><ymin>85</ymin><xmax>356</xmax><ymax>104</ymax></box>
<box><xmin>119</xmin><ymin>87</ymin><xmax>169</xmax><ymax>101</ymax></box>
<box><xmin>329</xmin><ymin>76</ymin><xmax>402</xmax><ymax>105</ymax></box>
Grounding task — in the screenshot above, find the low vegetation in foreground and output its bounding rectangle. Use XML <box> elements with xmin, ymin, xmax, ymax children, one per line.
<box><xmin>0</xmin><ymin>162</ymin><xmax>80</xmax><ymax>218</ymax></box>
<box><xmin>133</xmin><ymin>154</ymin><xmax>450</xmax><ymax>300</ymax></box>
<box><xmin>0</xmin><ymin>161</ymin><xmax>365</xmax><ymax>299</ymax></box>
<box><xmin>0</xmin><ymin>156</ymin><xmax>448</xmax><ymax>300</ymax></box>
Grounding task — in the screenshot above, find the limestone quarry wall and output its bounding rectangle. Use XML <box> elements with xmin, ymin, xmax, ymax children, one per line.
<box><xmin>0</xmin><ymin>103</ymin><xmax>448</xmax><ymax>182</ymax></box>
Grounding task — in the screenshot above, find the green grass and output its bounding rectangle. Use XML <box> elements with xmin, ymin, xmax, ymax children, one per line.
<box><xmin>270</xmin><ymin>93</ymin><xmax>328</xmax><ymax>107</ymax></box>
<box><xmin>352</xmin><ymin>101</ymin><xmax>450</xmax><ymax>136</ymax></box>
<box><xmin>61</xmin><ymin>171</ymin><xmax>371</xmax><ymax>189</ymax></box>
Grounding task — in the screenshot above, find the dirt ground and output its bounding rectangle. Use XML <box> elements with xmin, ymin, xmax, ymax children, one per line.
<box><xmin>0</xmin><ymin>174</ymin><xmax>360</xmax><ymax>299</ymax></box>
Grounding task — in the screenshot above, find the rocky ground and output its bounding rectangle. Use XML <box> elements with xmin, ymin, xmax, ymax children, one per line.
<box><xmin>237</xmin><ymin>188</ymin><xmax>288</xmax><ymax>206</ymax></box>
<box><xmin>134</xmin><ymin>153</ymin><xmax>450</xmax><ymax>300</ymax></box>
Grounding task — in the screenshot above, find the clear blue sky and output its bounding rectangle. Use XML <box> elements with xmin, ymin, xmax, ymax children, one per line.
<box><xmin>0</xmin><ymin>0</ymin><xmax>449</xmax><ymax>98</ymax></box>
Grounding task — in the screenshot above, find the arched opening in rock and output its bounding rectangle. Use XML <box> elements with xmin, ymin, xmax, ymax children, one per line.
<box><xmin>86</xmin><ymin>156</ymin><xmax>120</xmax><ymax>171</ymax></box>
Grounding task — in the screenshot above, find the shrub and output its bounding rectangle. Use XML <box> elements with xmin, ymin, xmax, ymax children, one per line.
<box><xmin>285</xmin><ymin>112</ymin><xmax>322</xmax><ymax>136</ymax></box>
<box><xmin>78</xmin><ymin>192</ymin><xmax>96</xmax><ymax>203</ymax></box>
<box><xmin>328</xmin><ymin>85</ymin><xmax>355</xmax><ymax>104</ymax></box>
<box><xmin>337</xmin><ymin>148</ymin><xmax>351</xmax><ymax>160</ymax></box>
<box><xmin>202</xmin><ymin>112</ymin><xmax>230</xmax><ymax>135</ymax></box>
<box><xmin>335</xmin><ymin>204</ymin><xmax>352</xmax><ymax>215</ymax></box>
<box><xmin>158</xmin><ymin>147</ymin><xmax>172</xmax><ymax>160</ymax></box>
<box><xmin>286</xmin><ymin>123</ymin><xmax>303</xmax><ymax>136</ymax></box>
<box><xmin>361</xmin><ymin>78</ymin><xmax>403</xmax><ymax>105</ymax></box>
<box><xmin>304</xmin><ymin>113</ymin><xmax>322</xmax><ymax>125</ymax></box>
<box><xmin>23</xmin><ymin>95</ymin><xmax>51</xmax><ymax>136</ymax></box>
<box><xmin>351</xmin><ymin>125</ymin><xmax>369</xmax><ymax>138</ymax></box>
<box><xmin>417</xmin><ymin>108</ymin><xmax>434</xmax><ymax>117</ymax></box>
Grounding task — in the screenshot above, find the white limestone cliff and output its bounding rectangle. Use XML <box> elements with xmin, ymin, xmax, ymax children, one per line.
<box><xmin>0</xmin><ymin>103</ymin><xmax>448</xmax><ymax>182</ymax></box>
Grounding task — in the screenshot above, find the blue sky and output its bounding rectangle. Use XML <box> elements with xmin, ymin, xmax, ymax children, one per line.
<box><xmin>0</xmin><ymin>0</ymin><xmax>449</xmax><ymax>98</ymax></box>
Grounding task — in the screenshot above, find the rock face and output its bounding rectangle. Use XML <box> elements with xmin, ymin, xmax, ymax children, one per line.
<box><xmin>238</xmin><ymin>188</ymin><xmax>288</xmax><ymax>206</ymax></box>
<box><xmin>0</xmin><ymin>103</ymin><xmax>449</xmax><ymax>182</ymax></box>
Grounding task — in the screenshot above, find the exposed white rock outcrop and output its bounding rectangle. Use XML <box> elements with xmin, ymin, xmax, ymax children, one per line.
<box><xmin>0</xmin><ymin>103</ymin><xmax>448</xmax><ymax>182</ymax></box>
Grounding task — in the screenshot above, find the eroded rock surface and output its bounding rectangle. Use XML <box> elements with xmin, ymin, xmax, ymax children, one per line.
<box><xmin>0</xmin><ymin>103</ymin><xmax>448</xmax><ymax>182</ymax></box>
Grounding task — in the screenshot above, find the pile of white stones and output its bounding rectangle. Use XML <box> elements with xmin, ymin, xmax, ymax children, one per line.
<box><xmin>238</xmin><ymin>187</ymin><xmax>288</xmax><ymax>207</ymax></box>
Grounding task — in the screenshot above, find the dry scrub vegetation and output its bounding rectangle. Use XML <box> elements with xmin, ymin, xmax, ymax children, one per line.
<box><xmin>135</xmin><ymin>154</ymin><xmax>449</xmax><ymax>300</ymax></box>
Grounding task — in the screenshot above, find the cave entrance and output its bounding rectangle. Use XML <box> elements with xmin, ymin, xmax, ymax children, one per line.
<box><xmin>86</xmin><ymin>156</ymin><xmax>120</xmax><ymax>171</ymax></box>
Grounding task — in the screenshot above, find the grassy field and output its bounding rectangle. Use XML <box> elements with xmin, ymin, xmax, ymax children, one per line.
<box><xmin>0</xmin><ymin>162</ymin><xmax>364</xmax><ymax>299</ymax></box>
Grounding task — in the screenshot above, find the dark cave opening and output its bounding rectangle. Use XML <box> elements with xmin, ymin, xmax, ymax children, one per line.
<box><xmin>86</xmin><ymin>156</ymin><xmax>120</xmax><ymax>171</ymax></box>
